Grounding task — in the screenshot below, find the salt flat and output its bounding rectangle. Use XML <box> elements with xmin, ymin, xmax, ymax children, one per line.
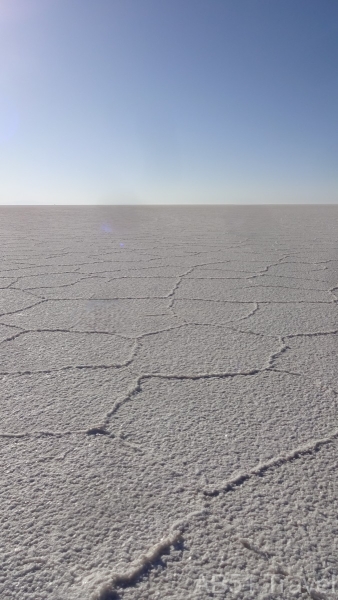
<box><xmin>0</xmin><ymin>206</ymin><xmax>337</xmax><ymax>600</ymax></box>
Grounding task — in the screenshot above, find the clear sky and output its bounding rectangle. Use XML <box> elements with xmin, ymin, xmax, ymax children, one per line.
<box><xmin>0</xmin><ymin>0</ymin><xmax>337</xmax><ymax>205</ymax></box>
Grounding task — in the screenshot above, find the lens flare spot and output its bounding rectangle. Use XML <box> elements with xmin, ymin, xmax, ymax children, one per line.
<box><xmin>101</xmin><ymin>223</ymin><xmax>113</xmax><ymax>233</ymax></box>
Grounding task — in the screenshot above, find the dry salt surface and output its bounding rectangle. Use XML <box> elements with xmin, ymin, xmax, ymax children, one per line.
<box><xmin>0</xmin><ymin>206</ymin><xmax>337</xmax><ymax>600</ymax></box>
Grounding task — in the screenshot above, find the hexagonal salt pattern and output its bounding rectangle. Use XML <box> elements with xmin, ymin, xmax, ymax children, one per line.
<box><xmin>0</xmin><ymin>206</ymin><xmax>336</xmax><ymax>600</ymax></box>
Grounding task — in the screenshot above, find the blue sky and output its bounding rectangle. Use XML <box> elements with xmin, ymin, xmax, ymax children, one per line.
<box><xmin>0</xmin><ymin>0</ymin><xmax>337</xmax><ymax>204</ymax></box>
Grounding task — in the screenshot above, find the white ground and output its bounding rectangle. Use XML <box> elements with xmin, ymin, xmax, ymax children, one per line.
<box><xmin>0</xmin><ymin>206</ymin><xmax>337</xmax><ymax>600</ymax></box>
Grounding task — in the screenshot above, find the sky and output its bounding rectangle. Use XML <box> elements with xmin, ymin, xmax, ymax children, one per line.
<box><xmin>0</xmin><ymin>0</ymin><xmax>337</xmax><ymax>205</ymax></box>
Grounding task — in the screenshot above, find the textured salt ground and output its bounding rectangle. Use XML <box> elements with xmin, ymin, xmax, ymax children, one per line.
<box><xmin>176</xmin><ymin>278</ymin><xmax>332</xmax><ymax>303</ymax></box>
<box><xmin>0</xmin><ymin>435</ymin><xmax>201</xmax><ymax>600</ymax></box>
<box><xmin>109</xmin><ymin>373</ymin><xmax>336</xmax><ymax>490</ymax></box>
<box><xmin>0</xmin><ymin>331</ymin><xmax>135</xmax><ymax>373</ymax></box>
<box><xmin>0</xmin><ymin>324</ymin><xmax>21</xmax><ymax>343</ymax></box>
<box><xmin>121</xmin><ymin>439</ymin><xmax>338</xmax><ymax>600</ymax></box>
<box><xmin>0</xmin><ymin>298</ymin><xmax>175</xmax><ymax>337</ymax></box>
<box><xmin>0</xmin><ymin>288</ymin><xmax>41</xmax><ymax>314</ymax></box>
<box><xmin>278</xmin><ymin>335</ymin><xmax>338</xmax><ymax>390</ymax></box>
<box><xmin>186</xmin><ymin>270</ymin><xmax>334</xmax><ymax>290</ymax></box>
<box><xmin>0</xmin><ymin>368</ymin><xmax>133</xmax><ymax>432</ymax></box>
<box><xmin>234</xmin><ymin>303</ymin><xmax>338</xmax><ymax>336</ymax></box>
<box><xmin>22</xmin><ymin>277</ymin><xmax>178</xmax><ymax>300</ymax></box>
<box><xmin>0</xmin><ymin>205</ymin><xmax>337</xmax><ymax>600</ymax></box>
<box><xmin>172</xmin><ymin>299</ymin><xmax>259</xmax><ymax>326</ymax></box>
<box><xmin>131</xmin><ymin>325</ymin><xmax>278</xmax><ymax>374</ymax></box>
